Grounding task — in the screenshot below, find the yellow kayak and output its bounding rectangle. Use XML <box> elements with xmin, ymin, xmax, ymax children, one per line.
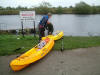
<box><xmin>42</xmin><ymin>31</ymin><xmax>64</xmax><ymax>40</ymax></box>
<box><xmin>10</xmin><ymin>38</ymin><xmax>54</xmax><ymax>71</ymax></box>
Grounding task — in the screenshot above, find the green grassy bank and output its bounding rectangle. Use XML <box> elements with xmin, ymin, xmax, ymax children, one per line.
<box><xmin>0</xmin><ymin>35</ymin><xmax>100</xmax><ymax>56</ymax></box>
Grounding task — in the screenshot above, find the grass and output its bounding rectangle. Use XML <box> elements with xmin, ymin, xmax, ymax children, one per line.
<box><xmin>0</xmin><ymin>35</ymin><xmax>38</xmax><ymax>56</ymax></box>
<box><xmin>0</xmin><ymin>34</ymin><xmax>100</xmax><ymax>56</ymax></box>
<box><xmin>54</xmin><ymin>36</ymin><xmax>100</xmax><ymax>50</ymax></box>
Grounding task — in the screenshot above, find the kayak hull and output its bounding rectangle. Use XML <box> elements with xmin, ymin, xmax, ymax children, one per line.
<box><xmin>10</xmin><ymin>64</ymin><xmax>29</xmax><ymax>71</ymax></box>
<box><xmin>10</xmin><ymin>38</ymin><xmax>54</xmax><ymax>71</ymax></box>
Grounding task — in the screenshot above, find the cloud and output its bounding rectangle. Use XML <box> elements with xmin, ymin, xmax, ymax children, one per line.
<box><xmin>0</xmin><ymin>0</ymin><xmax>100</xmax><ymax>7</ymax></box>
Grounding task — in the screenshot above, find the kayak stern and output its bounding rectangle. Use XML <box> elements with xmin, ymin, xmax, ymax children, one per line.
<box><xmin>10</xmin><ymin>64</ymin><xmax>29</xmax><ymax>71</ymax></box>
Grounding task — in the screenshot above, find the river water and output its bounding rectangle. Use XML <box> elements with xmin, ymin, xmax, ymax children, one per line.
<box><xmin>0</xmin><ymin>14</ymin><xmax>100</xmax><ymax>36</ymax></box>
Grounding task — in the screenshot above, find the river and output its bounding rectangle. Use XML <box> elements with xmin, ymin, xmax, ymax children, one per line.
<box><xmin>0</xmin><ymin>14</ymin><xmax>100</xmax><ymax>36</ymax></box>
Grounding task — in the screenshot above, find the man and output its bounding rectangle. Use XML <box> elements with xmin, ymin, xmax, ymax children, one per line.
<box><xmin>39</xmin><ymin>13</ymin><xmax>52</xmax><ymax>41</ymax></box>
<box><xmin>46</xmin><ymin>22</ymin><xmax>54</xmax><ymax>35</ymax></box>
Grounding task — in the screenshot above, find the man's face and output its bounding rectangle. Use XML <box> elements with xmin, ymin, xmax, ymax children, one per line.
<box><xmin>49</xmin><ymin>15</ymin><xmax>52</xmax><ymax>18</ymax></box>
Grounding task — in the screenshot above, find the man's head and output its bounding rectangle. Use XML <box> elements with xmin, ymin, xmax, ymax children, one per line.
<box><xmin>48</xmin><ymin>13</ymin><xmax>52</xmax><ymax>18</ymax></box>
<box><xmin>47</xmin><ymin>21</ymin><xmax>50</xmax><ymax>24</ymax></box>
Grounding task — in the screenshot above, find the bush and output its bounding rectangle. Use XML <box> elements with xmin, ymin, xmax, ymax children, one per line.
<box><xmin>73</xmin><ymin>1</ymin><xmax>91</xmax><ymax>14</ymax></box>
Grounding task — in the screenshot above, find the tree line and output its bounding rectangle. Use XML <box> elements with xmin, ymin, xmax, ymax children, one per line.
<box><xmin>0</xmin><ymin>1</ymin><xmax>100</xmax><ymax>15</ymax></box>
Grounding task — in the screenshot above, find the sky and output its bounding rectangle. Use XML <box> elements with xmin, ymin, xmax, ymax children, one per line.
<box><xmin>0</xmin><ymin>0</ymin><xmax>100</xmax><ymax>7</ymax></box>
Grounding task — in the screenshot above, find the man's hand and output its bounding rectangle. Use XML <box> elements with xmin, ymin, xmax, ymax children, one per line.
<box><xmin>45</xmin><ymin>25</ymin><xmax>48</xmax><ymax>30</ymax></box>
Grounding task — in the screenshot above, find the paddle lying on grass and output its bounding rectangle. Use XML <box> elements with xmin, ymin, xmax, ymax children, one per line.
<box><xmin>14</xmin><ymin>47</ymin><xmax>23</xmax><ymax>52</ymax></box>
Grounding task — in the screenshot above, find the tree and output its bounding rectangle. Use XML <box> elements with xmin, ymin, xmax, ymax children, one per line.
<box><xmin>69</xmin><ymin>6</ymin><xmax>73</xmax><ymax>8</ymax></box>
<box><xmin>36</xmin><ymin>2</ymin><xmax>52</xmax><ymax>14</ymax></box>
<box><xmin>16</xmin><ymin>6</ymin><xmax>25</xmax><ymax>10</ymax></box>
<box><xmin>74</xmin><ymin>1</ymin><xmax>91</xmax><ymax>14</ymax></box>
<box><xmin>0</xmin><ymin>6</ymin><xmax>3</xmax><ymax>10</ymax></box>
<box><xmin>91</xmin><ymin>5</ymin><xmax>97</xmax><ymax>14</ymax></box>
<box><xmin>6</xmin><ymin>6</ymin><xmax>12</xmax><ymax>10</ymax></box>
<box><xmin>56</xmin><ymin>6</ymin><xmax>63</xmax><ymax>14</ymax></box>
<box><xmin>96</xmin><ymin>6</ymin><xmax>100</xmax><ymax>14</ymax></box>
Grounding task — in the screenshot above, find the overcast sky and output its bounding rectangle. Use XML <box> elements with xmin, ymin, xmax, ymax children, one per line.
<box><xmin>0</xmin><ymin>0</ymin><xmax>100</xmax><ymax>7</ymax></box>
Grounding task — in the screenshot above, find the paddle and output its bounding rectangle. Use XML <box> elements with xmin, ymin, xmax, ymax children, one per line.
<box><xmin>13</xmin><ymin>47</ymin><xmax>22</xmax><ymax>52</ymax></box>
<box><xmin>13</xmin><ymin>47</ymin><xmax>24</xmax><ymax>52</ymax></box>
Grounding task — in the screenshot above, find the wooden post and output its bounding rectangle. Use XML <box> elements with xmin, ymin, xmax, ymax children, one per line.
<box><xmin>21</xmin><ymin>20</ymin><xmax>24</xmax><ymax>37</ymax></box>
<box><xmin>61</xmin><ymin>37</ymin><xmax>64</xmax><ymax>52</ymax></box>
<box><xmin>33</xmin><ymin>20</ymin><xmax>36</xmax><ymax>37</ymax></box>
